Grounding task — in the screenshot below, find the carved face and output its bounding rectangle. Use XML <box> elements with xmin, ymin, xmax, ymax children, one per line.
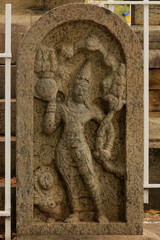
<box><xmin>73</xmin><ymin>82</ymin><xmax>89</xmax><ymax>103</ymax></box>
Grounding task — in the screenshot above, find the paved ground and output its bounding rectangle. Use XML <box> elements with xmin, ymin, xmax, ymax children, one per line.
<box><xmin>144</xmin><ymin>223</ymin><xmax>160</xmax><ymax>238</ymax></box>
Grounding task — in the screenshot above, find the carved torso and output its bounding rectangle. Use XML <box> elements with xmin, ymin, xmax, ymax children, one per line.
<box><xmin>59</xmin><ymin>102</ymin><xmax>95</xmax><ymax>148</ymax></box>
<box><xmin>61</xmin><ymin>103</ymin><xmax>90</xmax><ymax>148</ymax></box>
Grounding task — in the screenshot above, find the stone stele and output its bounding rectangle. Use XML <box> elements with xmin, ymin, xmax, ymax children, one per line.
<box><xmin>16</xmin><ymin>3</ymin><xmax>148</xmax><ymax>240</ymax></box>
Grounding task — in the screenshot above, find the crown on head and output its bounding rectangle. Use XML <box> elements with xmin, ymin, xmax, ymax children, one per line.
<box><xmin>75</xmin><ymin>60</ymin><xmax>91</xmax><ymax>86</ymax></box>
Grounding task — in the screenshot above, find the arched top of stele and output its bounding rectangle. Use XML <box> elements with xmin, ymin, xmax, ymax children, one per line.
<box><xmin>17</xmin><ymin>3</ymin><xmax>143</xmax><ymax>91</ymax></box>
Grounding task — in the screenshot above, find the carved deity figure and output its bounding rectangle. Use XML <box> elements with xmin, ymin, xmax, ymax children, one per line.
<box><xmin>42</xmin><ymin>61</ymin><xmax>123</xmax><ymax>223</ymax></box>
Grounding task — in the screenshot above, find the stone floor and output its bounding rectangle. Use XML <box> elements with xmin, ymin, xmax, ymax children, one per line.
<box><xmin>144</xmin><ymin>223</ymin><xmax>160</xmax><ymax>238</ymax></box>
<box><xmin>143</xmin><ymin>209</ymin><xmax>160</xmax><ymax>237</ymax></box>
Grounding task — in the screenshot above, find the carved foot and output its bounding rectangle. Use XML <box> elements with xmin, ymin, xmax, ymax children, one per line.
<box><xmin>98</xmin><ymin>215</ymin><xmax>109</xmax><ymax>224</ymax></box>
<box><xmin>108</xmin><ymin>165</ymin><xmax>125</xmax><ymax>178</ymax></box>
<box><xmin>47</xmin><ymin>217</ymin><xmax>56</xmax><ymax>223</ymax></box>
<box><xmin>115</xmin><ymin>167</ymin><xmax>125</xmax><ymax>178</ymax></box>
<box><xmin>64</xmin><ymin>213</ymin><xmax>80</xmax><ymax>223</ymax></box>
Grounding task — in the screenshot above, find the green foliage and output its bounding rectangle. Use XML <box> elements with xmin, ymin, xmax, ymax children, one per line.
<box><xmin>114</xmin><ymin>4</ymin><xmax>130</xmax><ymax>23</ymax></box>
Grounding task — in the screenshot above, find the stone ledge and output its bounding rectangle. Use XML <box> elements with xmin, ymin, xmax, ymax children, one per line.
<box><xmin>131</xmin><ymin>25</ymin><xmax>160</xmax><ymax>50</ymax></box>
<box><xmin>16</xmin><ymin>229</ymin><xmax>160</xmax><ymax>240</ymax></box>
<box><xmin>149</xmin><ymin>112</ymin><xmax>160</xmax><ymax>141</ymax></box>
<box><xmin>131</xmin><ymin>5</ymin><xmax>160</xmax><ymax>25</ymax></box>
<box><xmin>149</xmin><ymin>50</ymin><xmax>160</xmax><ymax>68</ymax></box>
<box><xmin>150</xmin><ymin>69</ymin><xmax>160</xmax><ymax>90</ymax></box>
<box><xmin>132</xmin><ymin>25</ymin><xmax>160</xmax><ymax>42</ymax></box>
<box><xmin>0</xmin><ymin>0</ymin><xmax>85</xmax><ymax>13</ymax></box>
<box><xmin>149</xmin><ymin>142</ymin><xmax>160</xmax><ymax>148</ymax></box>
<box><xmin>149</xmin><ymin>90</ymin><xmax>160</xmax><ymax>111</ymax></box>
<box><xmin>0</xmin><ymin>0</ymin><xmax>41</xmax><ymax>12</ymax></box>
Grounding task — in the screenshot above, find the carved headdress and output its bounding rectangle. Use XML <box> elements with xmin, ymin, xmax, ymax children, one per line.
<box><xmin>75</xmin><ymin>60</ymin><xmax>91</xmax><ymax>87</ymax></box>
<box><xmin>67</xmin><ymin>61</ymin><xmax>92</xmax><ymax>106</ymax></box>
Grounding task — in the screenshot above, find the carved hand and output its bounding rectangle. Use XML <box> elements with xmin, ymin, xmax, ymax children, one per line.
<box><xmin>105</xmin><ymin>94</ymin><xmax>119</xmax><ymax>111</ymax></box>
<box><xmin>114</xmin><ymin>166</ymin><xmax>125</xmax><ymax>179</ymax></box>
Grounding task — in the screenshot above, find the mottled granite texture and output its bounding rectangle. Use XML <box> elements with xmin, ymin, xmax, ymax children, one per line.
<box><xmin>42</xmin><ymin>0</ymin><xmax>84</xmax><ymax>9</ymax></box>
<box><xmin>16</xmin><ymin>3</ymin><xmax>144</xmax><ymax>238</ymax></box>
<box><xmin>132</xmin><ymin>5</ymin><xmax>160</xmax><ymax>25</ymax></box>
<box><xmin>16</xmin><ymin>229</ymin><xmax>160</xmax><ymax>240</ymax></box>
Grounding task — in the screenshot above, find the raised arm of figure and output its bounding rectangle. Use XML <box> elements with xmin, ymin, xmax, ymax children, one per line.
<box><xmin>43</xmin><ymin>82</ymin><xmax>62</xmax><ymax>135</ymax></box>
<box><xmin>43</xmin><ymin>101</ymin><xmax>62</xmax><ymax>135</ymax></box>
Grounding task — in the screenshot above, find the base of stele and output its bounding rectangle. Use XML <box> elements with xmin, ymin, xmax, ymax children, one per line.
<box><xmin>17</xmin><ymin>229</ymin><xmax>159</xmax><ymax>240</ymax></box>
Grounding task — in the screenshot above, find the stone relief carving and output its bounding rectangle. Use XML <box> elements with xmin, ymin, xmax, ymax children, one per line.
<box><xmin>33</xmin><ymin>21</ymin><xmax>126</xmax><ymax>223</ymax></box>
<box><xmin>34</xmin><ymin>165</ymin><xmax>68</xmax><ymax>222</ymax></box>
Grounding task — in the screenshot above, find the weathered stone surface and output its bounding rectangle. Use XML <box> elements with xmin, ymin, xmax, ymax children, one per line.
<box><xmin>144</xmin><ymin>224</ymin><xmax>160</xmax><ymax>238</ymax></box>
<box><xmin>16</xmin><ymin>3</ymin><xmax>143</xmax><ymax>238</ymax></box>
<box><xmin>42</xmin><ymin>0</ymin><xmax>84</xmax><ymax>10</ymax></box>
<box><xmin>132</xmin><ymin>25</ymin><xmax>160</xmax><ymax>50</ymax></box>
<box><xmin>0</xmin><ymin>0</ymin><xmax>41</xmax><ymax>12</ymax></box>
<box><xmin>0</xmin><ymin>0</ymin><xmax>84</xmax><ymax>12</ymax></box>
<box><xmin>132</xmin><ymin>25</ymin><xmax>160</xmax><ymax>42</ymax></box>
<box><xmin>131</xmin><ymin>4</ymin><xmax>160</xmax><ymax>25</ymax></box>
<box><xmin>16</xmin><ymin>229</ymin><xmax>160</xmax><ymax>240</ymax></box>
